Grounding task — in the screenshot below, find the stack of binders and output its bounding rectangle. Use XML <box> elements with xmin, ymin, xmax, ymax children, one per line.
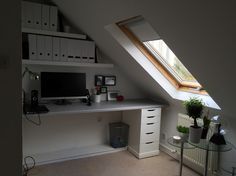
<box><xmin>22</xmin><ymin>1</ymin><xmax>58</xmax><ymax>31</ymax></box>
<box><xmin>28</xmin><ymin>34</ymin><xmax>95</xmax><ymax>63</ymax></box>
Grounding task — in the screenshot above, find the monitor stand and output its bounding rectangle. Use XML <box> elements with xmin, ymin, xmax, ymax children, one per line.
<box><xmin>54</xmin><ymin>99</ymin><xmax>72</xmax><ymax>105</ymax></box>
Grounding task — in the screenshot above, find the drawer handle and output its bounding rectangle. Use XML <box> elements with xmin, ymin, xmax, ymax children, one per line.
<box><xmin>146</xmin><ymin>132</ymin><xmax>154</xmax><ymax>135</ymax></box>
<box><xmin>148</xmin><ymin>109</ymin><xmax>155</xmax><ymax>111</ymax></box>
<box><xmin>147</xmin><ymin>123</ymin><xmax>154</xmax><ymax>125</ymax></box>
<box><xmin>145</xmin><ymin>142</ymin><xmax>154</xmax><ymax>144</ymax></box>
<box><xmin>147</xmin><ymin>116</ymin><xmax>155</xmax><ymax>118</ymax></box>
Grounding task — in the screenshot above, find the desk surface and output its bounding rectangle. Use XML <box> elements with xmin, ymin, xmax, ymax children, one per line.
<box><xmin>45</xmin><ymin>99</ymin><xmax>164</xmax><ymax>115</ymax></box>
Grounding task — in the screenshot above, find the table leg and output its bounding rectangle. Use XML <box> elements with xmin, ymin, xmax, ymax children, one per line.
<box><xmin>179</xmin><ymin>142</ymin><xmax>184</xmax><ymax>176</ymax></box>
<box><xmin>232</xmin><ymin>167</ymin><xmax>235</xmax><ymax>176</ymax></box>
<box><xmin>204</xmin><ymin>149</ymin><xmax>209</xmax><ymax>176</ymax></box>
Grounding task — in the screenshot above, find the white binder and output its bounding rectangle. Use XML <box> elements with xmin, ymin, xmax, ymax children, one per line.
<box><xmin>28</xmin><ymin>34</ymin><xmax>37</xmax><ymax>60</ymax></box>
<box><xmin>80</xmin><ymin>41</ymin><xmax>87</xmax><ymax>63</ymax></box>
<box><xmin>44</xmin><ymin>36</ymin><xmax>52</xmax><ymax>60</ymax></box>
<box><xmin>52</xmin><ymin>37</ymin><xmax>60</xmax><ymax>61</ymax></box>
<box><xmin>87</xmin><ymin>41</ymin><xmax>95</xmax><ymax>63</ymax></box>
<box><xmin>36</xmin><ymin>35</ymin><xmax>45</xmax><ymax>60</ymax></box>
<box><xmin>74</xmin><ymin>40</ymin><xmax>82</xmax><ymax>63</ymax></box>
<box><xmin>49</xmin><ymin>6</ymin><xmax>58</xmax><ymax>31</ymax></box>
<box><xmin>22</xmin><ymin>1</ymin><xmax>34</xmax><ymax>28</ymax></box>
<box><xmin>42</xmin><ymin>5</ymin><xmax>50</xmax><ymax>30</ymax></box>
<box><xmin>32</xmin><ymin>3</ymin><xmax>42</xmax><ymax>29</ymax></box>
<box><xmin>60</xmin><ymin>38</ymin><xmax>68</xmax><ymax>61</ymax></box>
<box><xmin>67</xmin><ymin>39</ymin><xmax>75</xmax><ymax>62</ymax></box>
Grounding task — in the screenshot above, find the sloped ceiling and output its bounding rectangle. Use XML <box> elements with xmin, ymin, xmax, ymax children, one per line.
<box><xmin>53</xmin><ymin>0</ymin><xmax>236</xmax><ymax>117</ymax></box>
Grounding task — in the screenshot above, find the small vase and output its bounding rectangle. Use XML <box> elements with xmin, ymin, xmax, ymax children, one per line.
<box><xmin>201</xmin><ymin>127</ymin><xmax>209</xmax><ymax>139</ymax></box>
<box><xmin>189</xmin><ymin>126</ymin><xmax>202</xmax><ymax>143</ymax></box>
<box><xmin>93</xmin><ymin>95</ymin><xmax>101</xmax><ymax>103</ymax></box>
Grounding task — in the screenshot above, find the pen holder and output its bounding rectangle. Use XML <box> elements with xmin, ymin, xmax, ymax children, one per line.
<box><xmin>93</xmin><ymin>95</ymin><xmax>101</xmax><ymax>103</ymax></box>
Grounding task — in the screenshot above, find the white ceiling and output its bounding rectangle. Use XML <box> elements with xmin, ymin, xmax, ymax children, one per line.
<box><xmin>52</xmin><ymin>0</ymin><xmax>236</xmax><ymax>117</ymax></box>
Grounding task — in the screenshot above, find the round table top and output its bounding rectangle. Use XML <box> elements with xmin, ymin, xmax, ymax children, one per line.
<box><xmin>188</xmin><ymin>139</ymin><xmax>233</xmax><ymax>152</ymax></box>
<box><xmin>167</xmin><ymin>137</ymin><xmax>195</xmax><ymax>149</ymax></box>
<box><xmin>221</xmin><ymin>162</ymin><xmax>236</xmax><ymax>174</ymax></box>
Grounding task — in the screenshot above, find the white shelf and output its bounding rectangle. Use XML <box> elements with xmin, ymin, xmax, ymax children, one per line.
<box><xmin>22</xmin><ymin>59</ymin><xmax>114</xmax><ymax>68</ymax></box>
<box><xmin>24</xmin><ymin>144</ymin><xmax>127</xmax><ymax>166</ymax></box>
<box><xmin>22</xmin><ymin>28</ymin><xmax>86</xmax><ymax>40</ymax></box>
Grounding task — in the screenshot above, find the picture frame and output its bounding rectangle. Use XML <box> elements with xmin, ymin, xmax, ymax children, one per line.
<box><xmin>104</xmin><ymin>76</ymin><xmax>116</xmax><ymax>86</ymax></box>
<box><xmin>100</xmin><ymin>86</ymin><xmax>107</xmax><ymax>93</ymax></box>
<box><xmin>95</xmin><ymin>75</ymin><xmax>104</xmax><ymax>86</ymax></box>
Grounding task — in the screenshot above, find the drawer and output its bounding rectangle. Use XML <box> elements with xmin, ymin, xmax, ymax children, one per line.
<box><xmin>140</xmin><ymin>131</ymin><xmax>159</xmax><ymax>143</ymax></box>
<box><xmin>142</xmin><ymin>108</ymin><xmax>161</xmax><ymax>117</ymax></box>
<box><xmin>141</xmin><ymin>122</ymin><xmax>160</xmax><ymax>135</ymax></box>
<box><xmin>140</xmin><ymin>141</ymin><xmax>159</xmax><ymax>153</ymax></box>
<box><xmin>142</xmin><ymin>114</ymin><xmax>160</xmax><ymax>123</ymax></box>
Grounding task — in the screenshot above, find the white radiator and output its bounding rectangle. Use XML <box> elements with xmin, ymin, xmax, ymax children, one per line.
<box><xmin>178</xmin><ymin>113</ymin><xmax>218</xmax><ymax>174</ymax></box>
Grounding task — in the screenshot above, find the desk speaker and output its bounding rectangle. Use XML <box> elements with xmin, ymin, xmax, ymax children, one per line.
<box><xmin>31</xmin><ymin>90</ymin><xmax>38</xmax><ymax>107</ymax></box>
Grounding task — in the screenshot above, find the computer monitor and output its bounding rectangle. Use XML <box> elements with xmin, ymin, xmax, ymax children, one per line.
<box><xmin>41</xmin><ymin>72</ymin><xmax>87</xmax><ymax>101</ymax></box>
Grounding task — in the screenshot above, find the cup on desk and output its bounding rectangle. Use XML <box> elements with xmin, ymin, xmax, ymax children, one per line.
<box><xmin>93</xmin><ymin>95</ymin><xmax>101</xmax><ymax>103</ymax></box>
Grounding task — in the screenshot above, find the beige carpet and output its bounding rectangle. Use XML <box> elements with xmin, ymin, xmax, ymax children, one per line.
<box><xmin>29</xmin><ymin>151</ymin><xmax>200</xmax><ymax>176</ymax></box>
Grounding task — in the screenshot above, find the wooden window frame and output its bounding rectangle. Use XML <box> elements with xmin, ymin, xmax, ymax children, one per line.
<box><xmin>117</xmin><ymin>23</ymin><xmax>207</xmax><ymax>95</ymax></box>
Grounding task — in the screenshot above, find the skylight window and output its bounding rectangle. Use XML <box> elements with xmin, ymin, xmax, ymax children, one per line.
<box><xmin>143</xmin><ymin>40</ymin><xmax>198</xmax><ymax>84</ymax></box>
<box><xmin>117</xmin><ymin>17</ymin><xmax>203</xmax><ymax>92</ymax></box>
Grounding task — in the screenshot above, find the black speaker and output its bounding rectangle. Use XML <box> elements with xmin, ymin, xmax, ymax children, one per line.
<box><xmin>31</xmin><ymin>90</ymin><xmax>38</xmax><ymax>107</ymax></box>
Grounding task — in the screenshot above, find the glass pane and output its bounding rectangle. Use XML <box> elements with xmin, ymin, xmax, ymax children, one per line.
<box><xmin>144</xmin><ymin>40</ymin><xmax>197</xmax><ymax>83</ymax></box>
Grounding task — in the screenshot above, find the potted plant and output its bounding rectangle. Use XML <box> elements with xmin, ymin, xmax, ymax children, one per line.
<box><xmin>201</xmin><ymin>110</ymin><xmax>211</xmax><ymax>139</ymax></box>
<box><xmin>177</xmin><ymin>125</ymin><xmax>189</xmax><ymax>142</ymax></box>
<box><xmin>183</xmin><ymin>97</ymin><xmax>204</xmax><ymax>143</ymax></box>
<box><xmin>93</xmin><ymin>86</ymin><xmax>101</xmax><ymax>103</ymax></box>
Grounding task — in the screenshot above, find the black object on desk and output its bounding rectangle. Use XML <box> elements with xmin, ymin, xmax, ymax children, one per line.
<box><xmin>23</xmin><ymin>104</ymin><xmax>49</xmax><ymax>114</ymax></box>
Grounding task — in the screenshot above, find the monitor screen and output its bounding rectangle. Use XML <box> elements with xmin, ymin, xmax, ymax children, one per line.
<box><xmin>41</xmin><ymin>72</ymin><xmax>87</xmax><ymax>100</ymax></box>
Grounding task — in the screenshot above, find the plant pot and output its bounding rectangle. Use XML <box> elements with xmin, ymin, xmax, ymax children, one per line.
<box><xmin>179</xmin><ymin>132</ymin><xmax>189</xmax><ymax>142</ymax></box>
<box><xmin>93</xmin><ymin>95</ymin><xmax>101</xmax><ymax>103</ymax></box>
<box><xmin>201</xmin><ymin>127</ymin><xmax>209</xmax><ymax>139</ymax></box>
<box><xmin>189</xmin><ymin>126</ymin><xmax>202</xmax><ymax>143</ymax></box>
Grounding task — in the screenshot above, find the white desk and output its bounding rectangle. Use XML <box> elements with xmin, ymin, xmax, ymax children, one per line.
<box><xmin>45</xmin><ymin>99</ymin><xmax>163</xmax><ymax>115</ymax></box>
<box><xmin>24</xmin><ymin>99</ymin><xmax>164</xmax><ymax>165</ymax></box>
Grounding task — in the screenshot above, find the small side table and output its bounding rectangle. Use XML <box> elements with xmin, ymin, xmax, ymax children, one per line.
<box><xmin>168</xmin><ymin>137</ymin><xmax>195</xmax><ymax>176</ymax></box>
<box><xmin>188</xmin><ymin>139</ymin><xmax>233</xmax><ymax>176</ymax></box>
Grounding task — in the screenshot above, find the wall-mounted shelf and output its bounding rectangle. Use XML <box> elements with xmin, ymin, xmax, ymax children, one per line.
<box><xmin>22</xmin><ymin>28</ymin><xmax>86</xmax><ymax>40</ymax></box>
<box><xmin>22</xmin><ymin>59</ymin><xmax>114</xmax><ymax>68</ymax></box>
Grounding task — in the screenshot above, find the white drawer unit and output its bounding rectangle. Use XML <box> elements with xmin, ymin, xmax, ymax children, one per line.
<box><xmin>122</xmin><ymin>107</ymin><xmax>161</xmax><ymax>159</ymax></box>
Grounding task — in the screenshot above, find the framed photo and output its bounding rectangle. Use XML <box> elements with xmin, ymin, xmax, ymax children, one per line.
<box><xmin>100</xmin><ymin>86</ymin><xmax>107</xmax><ymax>93</ymax></box>
<box><xmin>95</xmin><ymin>75</ymin><xmax>104</xmax><ymax>86</ymax></box>
<box><xmin>104</xmin><ymin>76</ymin><xmax>116</xmax><ymax>86</ymax></box>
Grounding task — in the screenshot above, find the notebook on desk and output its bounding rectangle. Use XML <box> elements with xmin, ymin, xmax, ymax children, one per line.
<box><xmin>23</xmin><ymin>104</ymin><xmax>49</xmax><ymax>114</ymax></box>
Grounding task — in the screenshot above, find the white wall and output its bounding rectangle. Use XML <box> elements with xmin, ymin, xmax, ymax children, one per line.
<box><xmin>23</xmin><ymin>111</ymin><xmax>122</xmax><ymax>155</ymax></box>
<box><xmin>0</xmin><ymin>1</ymin><xmax>21</xmax><ymax>175</ymax></box>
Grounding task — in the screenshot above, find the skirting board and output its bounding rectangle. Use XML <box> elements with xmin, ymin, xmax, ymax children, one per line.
<box><xmin>127</xmin><ymin>146</ymin><xmax>159</xmax><ymax>159</ymax></box>
<box><xmin>24</xmin><ymin>144</ymin><xmax>127</xmax><ymax>166</ymax></box>
<box><xmin>160</xmin><ymin>143</ymin><xmax>203</xmax><ymax>175</ymax></box>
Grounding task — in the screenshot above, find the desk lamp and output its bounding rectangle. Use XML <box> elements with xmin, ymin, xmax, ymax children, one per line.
<box><xmin>22</xmin><ymin>67</ymin><xmax>39</xmax><ymax>80</ymax></box>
